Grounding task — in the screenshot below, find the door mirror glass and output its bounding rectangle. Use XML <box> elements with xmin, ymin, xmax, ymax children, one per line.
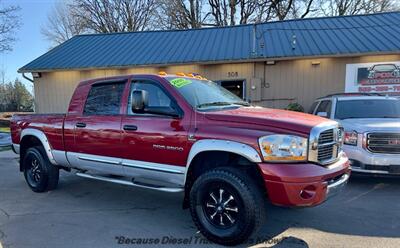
<box><xmin>317</xmin><ymin>111</ymin><xmax>328</xmax><ymax>117</ymax></box>
<box><xmin>131</xmin><ymin>90</ymin><xmax>148</xmax><ymax>113</ymax></box>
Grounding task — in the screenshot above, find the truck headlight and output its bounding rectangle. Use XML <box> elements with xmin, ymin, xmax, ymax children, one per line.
<box><xmin>258</xmin><ymin>135</ymin><xmax>308</xmax><ymax>162</ymax></box>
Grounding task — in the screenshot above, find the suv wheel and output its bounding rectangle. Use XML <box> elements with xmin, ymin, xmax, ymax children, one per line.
<box><xmin>23</xmin><ymin>146</ymin><xmax>59</xmax><ymax>193</ymax></box>
<box><xmin>189</xmin><ymin>167</ymin><xmax>266</xmax><ymax>246</ymax></box>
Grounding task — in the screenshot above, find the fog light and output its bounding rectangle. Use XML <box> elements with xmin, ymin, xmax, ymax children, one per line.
<box><xmin>300</xmin><ymin>185</ymin><xmax>316</xmax><ymax>200</ymax></box>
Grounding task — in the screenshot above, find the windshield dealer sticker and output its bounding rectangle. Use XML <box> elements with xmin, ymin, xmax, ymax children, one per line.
<box><xmin>170</xmin><ymin>78</ymin><xmax>192</xmax><ymax>88</ymax></box>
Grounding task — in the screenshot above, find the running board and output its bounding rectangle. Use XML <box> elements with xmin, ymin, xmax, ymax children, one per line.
<box><xmin>76</xmin><ymin>172</ymin><xmax>184</xmax><ymax>193</ymax></box>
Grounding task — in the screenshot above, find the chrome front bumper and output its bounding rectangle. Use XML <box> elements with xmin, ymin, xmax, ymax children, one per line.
<box><xmin>344</xmin><ymin>144</ymin><xmax>400</xmax><ymax>175</ymax></box>
<box><xmin>326</xmin><ymin>173</ymin><xmax>350</xmax><ymax>199</ymax></box>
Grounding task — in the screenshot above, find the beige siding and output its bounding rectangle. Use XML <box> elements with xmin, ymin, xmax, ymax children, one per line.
<box><xmin>33</xmin><ymin>54</ymin><xmax>400</xmax><ymax>113</ymax></box>
<box><xmin>34</xmin><ymin>71</ymin><xmax>81</xmax><ymax>113</ymax></box>
<box><xmin>255</xmin><ymin>54</ymin><xmax>400</xmax><ymax>110</ymax></box>
<box><xmin>201</xmin><ymin>63</ymin><xmax>254</xmax><ymax>99</ymax></box>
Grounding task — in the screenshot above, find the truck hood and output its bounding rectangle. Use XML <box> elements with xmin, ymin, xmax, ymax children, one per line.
<box><xmin>339</xmin><ymin>118</ymin><xmax>400</xmax><ymax>133</ymax></box>
<box><xmin>204</xmin><ymin>107</ymin><xmax>334</xmax><ymax>134</ymax></box>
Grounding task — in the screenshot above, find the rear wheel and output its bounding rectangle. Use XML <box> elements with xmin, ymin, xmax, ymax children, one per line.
<box><xmin>23</xmin><ymin>146</ymin><xmax>59</xmax><ymax>193</ymax></box>
<box><xmin>189</xmin><ymin>167</ymin><xmax>266</xmax><ymax>246</ymax></box>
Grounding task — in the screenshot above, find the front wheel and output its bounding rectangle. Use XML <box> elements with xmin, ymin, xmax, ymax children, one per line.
<box><xmin>23</xmin><ymin>146</ymin><xmax>59</xmax><ymax>193</ymax></box>
<box><xmin>189</xmin><ymin>167</ymin><xmax>266</xmax><ymax>246</ymax></box>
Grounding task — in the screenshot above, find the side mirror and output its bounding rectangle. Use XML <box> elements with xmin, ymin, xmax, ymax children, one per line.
<box><xmin>317</xmin><ymin>111</ymin><xmax>328</xmax><ymax>117</ymax></box>
<box><xmin>131</xmin><ymin>90</ymin><xmax>148</xmax><ymax>113</ymax></box>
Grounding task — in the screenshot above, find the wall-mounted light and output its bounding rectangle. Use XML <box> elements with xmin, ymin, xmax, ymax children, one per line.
<box><xmin>291</xmin><ymin>35</ymin><xmax>297</xmax><ymax>50</ymax></box>
<box><xmin>266</xmin><ymin>60</ymin><xmax>276</xmax><ymax>65</ymax></box>
<box><xmin>31</xmin><ymin>72</ymin><xmax>42</xmax><ymax>78</ymax></box>
<box><xmin>311</xmin><ymin>61</ymin><xmax>320</xmax><ymax>66</ymax></box>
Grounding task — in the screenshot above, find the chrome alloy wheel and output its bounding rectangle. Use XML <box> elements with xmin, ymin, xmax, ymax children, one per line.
<box><xmin>203</xmin><ymin>186</ymin><xmax>240</xmax><ymax>228</ymax></box>
<box><xmin>27</xmin><ymin>155</ymin><xmax>42</xmax><ymax>186</ymax></box>
<box><xmin>30</xmin><ymin>159</ymin><xmax>42</xmax><ymax>182</ymax></box>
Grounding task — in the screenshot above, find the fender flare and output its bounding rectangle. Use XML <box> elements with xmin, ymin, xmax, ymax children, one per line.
<box><xmin>20</xmin><ymin>128</ymin><xmax>58</xmax><ymax>165</ymax></box>
<box><xmin>184</xmin><ymin>139</ymin><xmax>262</xmax><ymax>184</ymax></box>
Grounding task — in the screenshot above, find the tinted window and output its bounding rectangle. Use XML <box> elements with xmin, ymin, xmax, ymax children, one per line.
<box><xmin>84</xmin><ymin>83</ymin><xmax>125</xmax><ymax>115</ymax></box>
<box><xmin>315</xmin><ymin>100</ymin><xmax>332</xmax><ymax>116</ymax></box>
<box><xmin>128</xmin><ymin>81</ymin><xmax>173</xmax><ymax>115</ymax></box>
<box><xmin>335</xmin><ymin>99</ymin><xmax>400</xmax><ymax>119</ymax></box>
<box><xmin>309</xmin><ymin>101</ymin><xmax>318</xmax><ymax>114</ymax></box>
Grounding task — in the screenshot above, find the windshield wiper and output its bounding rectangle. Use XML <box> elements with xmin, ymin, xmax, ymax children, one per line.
<box><xmin>231</xmin><ymin>102</ymin><xmax>251</xmax><ymax>106</ymax></box>
<box><xmin>341</xmin><ymin>117</ymin><xmax>368</xmax><ymax>119</ymax></box>
<box><xmin>196</xmin><ymin>102</ymin><xmax>233</xmax><ymax>108</ymax></box>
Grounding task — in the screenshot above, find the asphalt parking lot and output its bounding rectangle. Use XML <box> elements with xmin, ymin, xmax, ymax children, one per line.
<box><xmin>0</xmin><ymin>133</ymin><xmax>11</xmax><ymax>148</ymax></box>
<box><xmin>0</xmin><ymin>150</ymin><xmax>399</xmax><ymax>248</ymax></box>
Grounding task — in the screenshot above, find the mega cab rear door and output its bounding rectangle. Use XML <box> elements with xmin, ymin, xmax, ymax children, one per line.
<box><xmin>64</xmin><ymin>78</ymin><xmax>128</xmax><ymax>175</ymax></box>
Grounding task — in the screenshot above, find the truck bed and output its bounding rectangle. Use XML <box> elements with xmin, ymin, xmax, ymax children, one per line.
<box><xmin>10</xmin><ymin>114</ymin><xmax>66</xmax><ymax>151</ymax></box>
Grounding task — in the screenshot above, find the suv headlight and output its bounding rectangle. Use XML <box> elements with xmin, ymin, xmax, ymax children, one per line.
<box><xmin>344</xmin><ymin>131</ymin><xmax>357</xmax><ymax>146</ymax></box>
<box><xmin>258</xmin><ymin>135</ymin><xmax>308</xmax><ymax>162</ymax></box>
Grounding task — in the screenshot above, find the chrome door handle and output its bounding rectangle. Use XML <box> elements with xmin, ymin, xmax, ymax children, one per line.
<box><xmin>123</xmin><ymin>125</ymin><xmax>138</xmax><ymax>131</ymax></box>
<box><xmin>76</xmin><ymin>122</ymin><xmax>86</xmax><ymax>128</ymax></box>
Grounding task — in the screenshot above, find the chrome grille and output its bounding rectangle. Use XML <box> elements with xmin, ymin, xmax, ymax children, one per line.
<box><xmin>318</xmin><ymin>129</ymin><xmax>334</xmax><ymax>144</ymax></box>
<box><xmin>317</xmin><ymin>129</ymin><xmax>336</xmax><ymax>162</ymax></box>
<box><xmin>367</xmin><ymin>133</ymin><xmax>400</xmax><ymax>154</ymax></box>
<box><xmin>318</xmin><ymin>143</ymin><xmax>334</xmax><ymax>161</ymax></box>
<box><xmin>309</xmin><ymin>123</ymin><xmax>342</xmax><ymax>165</ymax></box>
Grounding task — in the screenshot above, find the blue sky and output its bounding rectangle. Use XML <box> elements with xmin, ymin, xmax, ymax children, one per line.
<box><xmin>1</xmin><ymin>0</ymin><xmax>60</xmax><ymax>92</ymax></box>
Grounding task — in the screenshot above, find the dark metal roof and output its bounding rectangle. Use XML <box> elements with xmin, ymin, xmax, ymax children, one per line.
<box><xmin>19</xmin><ymin>12</ymin><xmax>400</xmax><ymax>73</ymax></box>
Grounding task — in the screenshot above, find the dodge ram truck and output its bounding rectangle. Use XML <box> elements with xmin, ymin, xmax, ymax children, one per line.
<box><xmin>11</xmin><ymin>73</ymin><xmax>350</xmax><ymax>245</ymax></box>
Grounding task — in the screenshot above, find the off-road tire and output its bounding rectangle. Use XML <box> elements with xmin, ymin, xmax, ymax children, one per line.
<box><xmin>23</xmin><ymin>146</ymin><xmax>59</xmax><ymax>192</ymax></box>
<box><xmin>189</xmin><ymin>167</ymin><xmax>266</xmax><ymax>246</ymax></box>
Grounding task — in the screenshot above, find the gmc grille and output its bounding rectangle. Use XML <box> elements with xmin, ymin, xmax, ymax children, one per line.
<box><xmin>309</xmin><ymin>124</ymin><xmax>342</xmax><ymax>165</ymax></box>
<box><xmin>367</xmin><ymin>133</ymin><xmax>400</xmax><ymax>154</ymax></box>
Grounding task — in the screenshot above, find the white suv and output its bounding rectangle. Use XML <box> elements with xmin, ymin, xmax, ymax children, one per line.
<box><xmin>310</xmin><ymin>94</ymin><xmax>400</xmax><ymax>175</ymax></box>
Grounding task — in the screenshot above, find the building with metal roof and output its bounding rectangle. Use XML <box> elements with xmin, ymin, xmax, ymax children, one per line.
<box><xmin>19</xmin><ymin>12</ymin><xmax>400</xmax><ymax>113</ymax></box>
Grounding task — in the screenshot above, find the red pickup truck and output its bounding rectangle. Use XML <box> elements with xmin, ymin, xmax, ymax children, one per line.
<box><xmin>11</xmin><ymin>73</ymin><xmax>350</xmax><ymax>245</ymax></box>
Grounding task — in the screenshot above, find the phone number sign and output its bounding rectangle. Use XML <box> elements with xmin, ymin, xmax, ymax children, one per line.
<box><xmin>345</xmin><ymin>61</ymin><xmax>400</xmax><ymax>95</ymax></box>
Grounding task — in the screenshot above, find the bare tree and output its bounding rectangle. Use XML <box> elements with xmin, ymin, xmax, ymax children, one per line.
<box><xmin>0</xmin><ymin>1</ymin><xmax>20</xmax><ymax>52</ymax></box>
<box><xmin>207</xmin><ymin>0</ymin><xmax>259</xmax><ymax>26</ymax></box>
<box><xmin>239</xmin><ymin>0</ymin><xmax>258</xmax><ymax>24</ymax></box>
<box><xmin>208</xmin><ymin>0</ymin><xmax>229</xmax><ymax>26</ymax></box>
<box><xmin>291</xmin><ymin>0</ymin><xmax>317</xmax><ymax>18</ymax></box>
<box><xmin>157</xmin><ymin>0</ymin><xmax>206</xmax><ymax>29</ymax></box>
<box><xmin>253</xmin><ymin>0</ymin><xmax>274</xmax><ymax>22</ymax></box>
<box><xmin>320</xmin><ymin>0</ymin><xmax>399</xmax><ymax>16</ymax></box>
<box><xmin>70</xmin><ymin>0</ymin><xmax>157</xmax><ymax>33</ymax></box>
<box><xmin>363</xmin><ymin>0</ymin><xmax>400</xmax><ymax>13</ymax></box>
<box><xmin>42</xmin><ymin>0</ymin><xmax>399</xmax><ymax>41</ymax></box>
<box><xmin>269</xmin><ymin>0</ymin><xmax>294</xmax><ymax>20</ymax></box>
<box><xmin>41</xmin><ymin>1</ymin><xmax>86</xmax><ymax>47</ymax></box>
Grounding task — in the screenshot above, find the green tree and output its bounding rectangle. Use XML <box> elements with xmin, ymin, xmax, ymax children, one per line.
<box><xmin>0</xmin><ymin>79</ymin><xmax>33</xmax><ymax>112</ymax></box>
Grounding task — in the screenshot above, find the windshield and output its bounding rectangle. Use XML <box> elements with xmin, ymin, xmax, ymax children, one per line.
<box><xmin>166</xmin><ymin>77</ymin><xmax>249</xmax><ymax>110</ymax></box>
<box><xmin>335</xmin><ymin>99</ymin><xmax>400</xmax><ymax>119</ymax></box>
